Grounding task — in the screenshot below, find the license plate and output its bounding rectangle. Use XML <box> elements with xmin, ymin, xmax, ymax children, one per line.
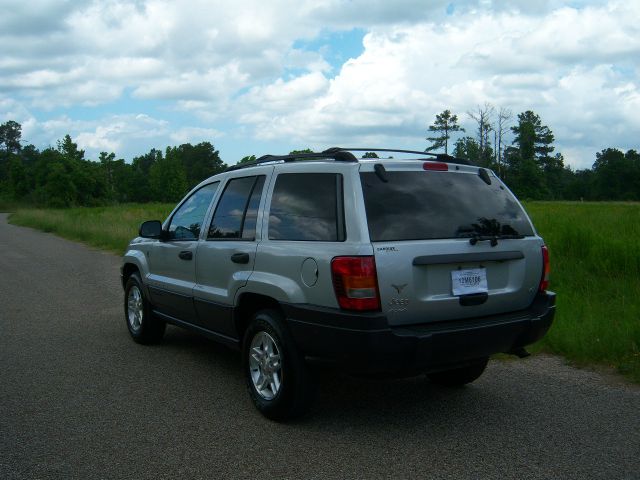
<box><xmin>451</xmin><ymin>268</ymin><xmax>488</xmax><ymax>296</ymax></box>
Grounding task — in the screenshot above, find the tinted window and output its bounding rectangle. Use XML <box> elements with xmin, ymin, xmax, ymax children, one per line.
<box><xmin>360</xmin><ymin>170</ymin><xmax>534</xmax><ymax>242</ymax></box>
<box><xmin>168</xmin><ymin>182</ymin><xmax>219</xmax><ymax>241</ymax></box>
<box><xmin>208</xmin><ymin>176</ymin><xmax>265</xmax><ymax>240</ymax></box>
<box><xmin>269</xmin><ymin>173</ymin><xmax>343</xmax><ymax>241</ymax></box>
<box><xmin>242</xmin><ymin>176</ymin><xmax>265</xmax><ymax>240</ymax></box>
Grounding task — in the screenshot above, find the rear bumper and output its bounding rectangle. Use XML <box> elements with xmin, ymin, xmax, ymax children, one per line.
<box><xmin>283</xmin><ymin>292</ymin><xmax>556</xmax><ymax>374</ymax></box>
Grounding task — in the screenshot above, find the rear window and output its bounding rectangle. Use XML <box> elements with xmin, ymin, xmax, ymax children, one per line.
<box><xmin>360</xmin><ymin>170</ymin><xmax>534</xmax><ymax>242</ymax></box>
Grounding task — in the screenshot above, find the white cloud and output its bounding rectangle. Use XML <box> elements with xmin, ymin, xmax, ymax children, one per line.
<box><xmin>170</xmin><ymin>126</ymin><xmax>224</xmax><ymax>144</ymax></box>
<box><xmin>234</xmin><ymin>1</ymin><xmax>640</xmax><ymax>168</ymax></box>
<box><xmin>13</xmin><ymin>112</ymin><xmax>172</xmax><ymax>159</ymax></box>
<box><xmin>0</xmin><ymin>0</ymin><xmax>638</xmax><ymax>168</ymax></box>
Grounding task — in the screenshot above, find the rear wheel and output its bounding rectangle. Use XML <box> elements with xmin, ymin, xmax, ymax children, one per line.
<box><xmin>427</xmin><ymin>358</ymin><xmax>489</xmax><ymax>386</ymax></box>
<box><xmin>124</xmin><ymin>272</ymin><xmax>166</xmax><ymax>344</ymax></box>
<box><xmin>243</xmin><ymin>309</ymin><xmax>314</xmax><ymax>420</ymax></box>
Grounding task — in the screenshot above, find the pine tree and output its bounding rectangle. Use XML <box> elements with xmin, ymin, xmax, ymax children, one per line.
<box><xmin>425</xmin><ymin>110</ymin><xmax>464</xmax><ymax>154</ymax></box>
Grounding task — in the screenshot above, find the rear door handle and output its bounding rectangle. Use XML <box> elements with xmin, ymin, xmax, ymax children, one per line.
<box><xmin>231</xmin><ymin>253</ymin><xmax>250</xmax><ymax>264</ymax></box>
<box><xmin>178</xmin><ymin>250</ymin><xmax>193</xmax><ymax>260</ymax></box>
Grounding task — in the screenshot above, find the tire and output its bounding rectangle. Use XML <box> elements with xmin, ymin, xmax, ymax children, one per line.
<box><xmin>427</xmin><ymin>358</ymin><xmax>489</xmax><ymax>386</ymax></box>
<box><xmin>124</xmin><ymin>272</ymin><xmax>166</xmax><ymax>344</ymax></box>
<box><xmin>243</xmin><ymin>309</ymin><xmax>314</xmax><ymax>420</ymax></box>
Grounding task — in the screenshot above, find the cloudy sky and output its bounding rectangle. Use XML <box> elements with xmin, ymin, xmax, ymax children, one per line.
<box><xmin>1</xmin><ymin>0</ymin><xmax>638</xmax><ymax>169</ymax></box>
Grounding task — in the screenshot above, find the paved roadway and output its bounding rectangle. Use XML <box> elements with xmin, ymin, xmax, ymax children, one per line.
<box><xmin>1</xmin><ymin>213</ymin><xmax>639</xmax><ymax>479</ymax></box>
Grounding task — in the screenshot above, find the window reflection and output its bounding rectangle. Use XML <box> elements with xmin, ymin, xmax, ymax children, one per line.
<box><xmin>361</xmin><ymin>171</ymin><xmax>533</xmax><ymax>242</ymax></box>
<box><xmin>208</xmin><ymin>176</ymin><xmax>265</xmax><ymax>240</ymax></box>
<box><xmin>168</xmin><ymin>182</ymin><xmax>219</xmax><ymax>241</ymax></box>
<box><xmin>268</xmin><ymin>173</ymin><xmax>340</xmax><ymax>241</ymax></box>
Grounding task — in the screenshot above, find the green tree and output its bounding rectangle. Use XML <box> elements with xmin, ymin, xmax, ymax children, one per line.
<box><xmin>150</xmin><ymin>155</ymin><xmax>188</xmax><ymax>202</ymax></box>
<box><xmin>98</xmin><ymin>152</ymin><xmax>131</xmax><ymax>202</ymax></box>
<box><xmin>504</xmin><ymin>111</ymin><xmax>555</xmax><ymax>198</ymax></box>
<box><xmin>425</xmin><ymin>110</ymin><xmax>464</xmax><ymax>154</ymax></box>
<box><xmin>453</xmin><ymin>136</ymin><xmax>493</xmax><ymax>167</ymax></box>
<box><xmin>99</xmin><ymin>152</ymin><xmax>117</xmax><ymax>200</ymax></box>
<box><xmin>238</xmin><ymin>155</ymin><xmax>257</xmax><ymax>164</ymax></box>
<box><xmin>510</xmin><ymin>111</ymin><xmax>554</xmax><ymax>163</ymax></box>
<box><xmin>592</xmin><ymin>148</ymin><xmax>640</xmax><ymax>200</ymax></box>
<box><xmin>453</xmin><ymin>136</ymin><xmax>480</xmax><ymax>162</ymax></box>
<box><xmin>8</xmin><ymin>156</ymin><xmax>29</xmax><ymax>197</ymax></box>
<box><xmin>57</xmin><ymin>134</ymin><xmax>85</xmax><ymax>161</ymax></box>
<box><xmin>0</xmin><ymin>120</ymin><xmax>22</xmax><ymax>154</ymax></box>
<box><xmin>166</xmin><ymin>142</ymin><xmax>226</xmax><ymax>189</ymax></box>
<box><xmin>564</xmin><ymin>169</ymin><xmax>595</xmax><ymax>200</ymax></box>
<box><xmin>504</xmin><ymin>150</ymin><xmax>545</xmax><ymax>200</ymax></box>
<box><xmin>45</xmin><ymin>162</ymin><xmax>77</xmax><ymax>207</ymax></box>
<box><xmin>130</xmin><ymin>149</ymin><xmax>162</xmax><ymax>202</ymax></box>
<box><xmin>288</xmin><ymin>148</ymin><xmax>314</xmax><ymax>161</ymax></box>
<box><xmin>362</xmin><ymin>152</ymin><xmax>379</xmax><ymax>158</ymax></box>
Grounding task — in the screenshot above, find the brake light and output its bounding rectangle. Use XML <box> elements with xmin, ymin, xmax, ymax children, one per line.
<box><xmin>539</xmin><ymin>245</ymin><xmax>550</xmax><ymax>292</ymax></box>
<box><xmin>423</xmin><ymin>162</ymin><xmax>448</xmax><ymax>171</ymax></box>
<box><xmin>331</xmin><ymin>256</ymin><xmax>381</xmax><ymax>311</ymax></box>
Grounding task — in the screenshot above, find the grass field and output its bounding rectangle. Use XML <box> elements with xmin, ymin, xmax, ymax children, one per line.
<box><xmin>523</xmin><ymin>202</ymin><xmax>640</xmax><ymax>382</ymax></box>
<box><xmin>8</xmin><ymin>204</ymin><xmax>174</xmax><ymax>254</ymax></box>
<box><xmin>7</xmin><ymin>202</ymin><xmax>640</xmax><ymax>383</ymax></box>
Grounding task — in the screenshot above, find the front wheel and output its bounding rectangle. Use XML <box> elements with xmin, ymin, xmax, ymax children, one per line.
<box><xmin>427</xmin><ymin>358</ymin><xmax>489</xmax><ymax>386</ymax></box>
<box><xmin>124</xmin><ymin>272</ymin><xmax>166</xmax><ymax>344</ymax></box>
<box><xmin>243</xmin><ymin>309</ymin><xmax>314</xmax><ymax>420</ymax></box>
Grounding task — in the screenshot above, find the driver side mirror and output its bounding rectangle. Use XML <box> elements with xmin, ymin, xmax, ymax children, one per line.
<box><xmin>139</xmin><ymin>220</ymin><xmax>163</xmax><ymax>239</ymax></box>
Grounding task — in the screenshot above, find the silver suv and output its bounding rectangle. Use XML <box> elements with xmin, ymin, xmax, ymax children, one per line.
<box><xmin>121</xmin><ymin>148</ymin><xmax>555</xmax><ymax>419</ymax></box>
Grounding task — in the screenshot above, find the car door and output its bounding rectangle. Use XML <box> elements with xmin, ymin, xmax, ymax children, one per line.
<box><xmin>193</xmin><ymin>173</ymin><xmax>268</xmax><ymax>337</ymax></box>
<box><xmin>147</xmin><ymin>182</ymin><xmax>219</xmax><ymax>321</ymax></box>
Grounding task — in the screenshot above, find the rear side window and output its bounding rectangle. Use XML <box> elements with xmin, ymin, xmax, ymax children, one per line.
<box><xmin>269</xmin><ymin>173</ymin><xmax>344</xmax><ymax>241</ymax></box>
<box><xmin>208</xmin><ymin>176</ymin><xmax>265</xmax><ymax>240</ymax></box>
<box><xmin>360</xmin><ymin>170</ymin><xmax>534</xmax><ymax>242</ymax></box>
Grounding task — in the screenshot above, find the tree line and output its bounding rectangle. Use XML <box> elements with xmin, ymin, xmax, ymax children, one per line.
<box><xmin>0</xmin><ymin>121</ymin><xmax>227</xmax><ymax>207</ymax></box>
<box><xmin>425</xmin><ymin>106</ymin><xmax>640</xmax><ymax>200</ymax></box>
<box><xmin>1</xmin><ymin>111</ymin><xmax>639</xmax><ymax>207</ymax></box>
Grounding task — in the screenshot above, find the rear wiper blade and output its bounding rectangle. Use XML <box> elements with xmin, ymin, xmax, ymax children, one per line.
<box><xmin>469</xmin><ymin>233</ymin><xmax>525</xmax><ymax>247</ymax></box>
<box><xmin>496</xmin><ymin>234</ymin><xmax>525</xmax><ymax>240</ymax></box>
<box><xmin>469</xmin><ymin>234</ymin><xmax>498</xmax><ymax>247</ymax></box>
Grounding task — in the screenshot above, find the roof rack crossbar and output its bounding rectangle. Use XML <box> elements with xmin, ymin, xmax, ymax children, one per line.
<box><xmin>225</xmin><ymin>150</ymin><xmax>358</xmax><ymax>171</ymax></box>
<box><xmin>324</xmin><ymin>147</ymin><xmax>471</xmax><ymax>165</ymax></box>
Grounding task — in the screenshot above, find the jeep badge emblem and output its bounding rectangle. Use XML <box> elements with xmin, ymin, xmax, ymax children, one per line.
<box><xmin>391</xmin><ymin>283</ymin><xmax>408</xmax><ymax>294</ymax></box>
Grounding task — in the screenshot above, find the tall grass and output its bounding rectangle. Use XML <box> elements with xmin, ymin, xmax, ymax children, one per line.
<box><xmin>9</xmin><ymin>204</ymin><xmax>174</xmax><ymax>254</ymax></box>
<box><xmin>0</xmin><ymin>196</ymin><xmax>21</xmax><ymax>212</ymax></box>
<box><xmin>524</xmin><ymin>202</ymin><xmax>640</xmax><ymax>381</ymax></box>
<box><xmin>8</xmin><ymin>201</ymin><xmax>640</xmax><ymax>382</ymax></box>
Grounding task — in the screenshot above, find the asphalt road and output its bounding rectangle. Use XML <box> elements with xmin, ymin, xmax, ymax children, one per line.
<box><xmin>1</xmin><ymin>213</ymin><xmax>639</xmax><ymax>480</ymax></box>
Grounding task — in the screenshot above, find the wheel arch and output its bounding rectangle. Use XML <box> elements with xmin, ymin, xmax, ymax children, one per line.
<box><xmin>121</xmin><ymin>262</ymin><xmax>140</xmax><ymax>288</ymax></box>
<box><xmin>234</xmin><ymin>292</ymin><xmax>284</xmax><ymax>343</ymax></box>
<box><xmin>121</xmin><ymin>249</ymin><xmax>149</xmax><ymax>288</ymax></box>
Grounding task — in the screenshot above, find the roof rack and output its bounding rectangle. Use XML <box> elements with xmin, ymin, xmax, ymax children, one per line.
<box><xmin>327</xmin><ymin>147</ymin><xmax>471</xmax><ymax>165</ymax></box>
<box><xmin>226</xmin><ymin>147</ymin><xmax>471</xmax><ymax>171</ymax></box>
<box><xmin>225</xmin><ymin>149</ymin><xmax>358</xmax><ymax>171</ymax></box>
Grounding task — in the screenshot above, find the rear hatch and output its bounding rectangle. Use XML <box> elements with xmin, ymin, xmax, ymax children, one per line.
<box><xmin>359</xmin><ymin>161</ymin><xmax>544</xmax><ymax>326</ymax></box>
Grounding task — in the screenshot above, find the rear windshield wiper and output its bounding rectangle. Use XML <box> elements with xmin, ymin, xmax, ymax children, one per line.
<box><xmin>468</xmin><ymin>233</ymin><xmax>525</xmax><ymax>247</ymax></box>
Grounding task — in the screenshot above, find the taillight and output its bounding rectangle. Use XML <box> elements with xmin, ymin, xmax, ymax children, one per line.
<box><xmin>331</xmin><ymin>256</ymin><xmax>381</xmax><ymax>311</ymax></box>
<box><xmin>423</xmin><ymin>162</ymin><xmax>448</xmax><ymax>171</ymax></box>
<box><xmin>539</xmin><ymin>245</ymin><xmax>550</xmax><ymax>292</ymax></box>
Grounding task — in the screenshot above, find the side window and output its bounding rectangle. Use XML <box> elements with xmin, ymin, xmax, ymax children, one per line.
<box><xmin>208</xmin><ymin>175</ymin><xmax>265</xmax><ymax>240</ymax></box>
<box><xmin>168</xmin><ymin>182</ymin><xmax>219</xmax><ymax>241</ymax></box>
<box><xmin>268</xmin><ymin>173</ymin><xmax>344</xmax><ymax>241</ymax></box>
<box><xmin>241</xmin><ymin>176</ymin><xmax>265</xmax><ymax>240</ymax></box>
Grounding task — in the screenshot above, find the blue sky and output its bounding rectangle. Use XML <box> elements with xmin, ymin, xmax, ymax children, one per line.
<box><xmin>1</xmin><ymin>0</ymin><xmax>638</xmax><ymax>169</ymax></box>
